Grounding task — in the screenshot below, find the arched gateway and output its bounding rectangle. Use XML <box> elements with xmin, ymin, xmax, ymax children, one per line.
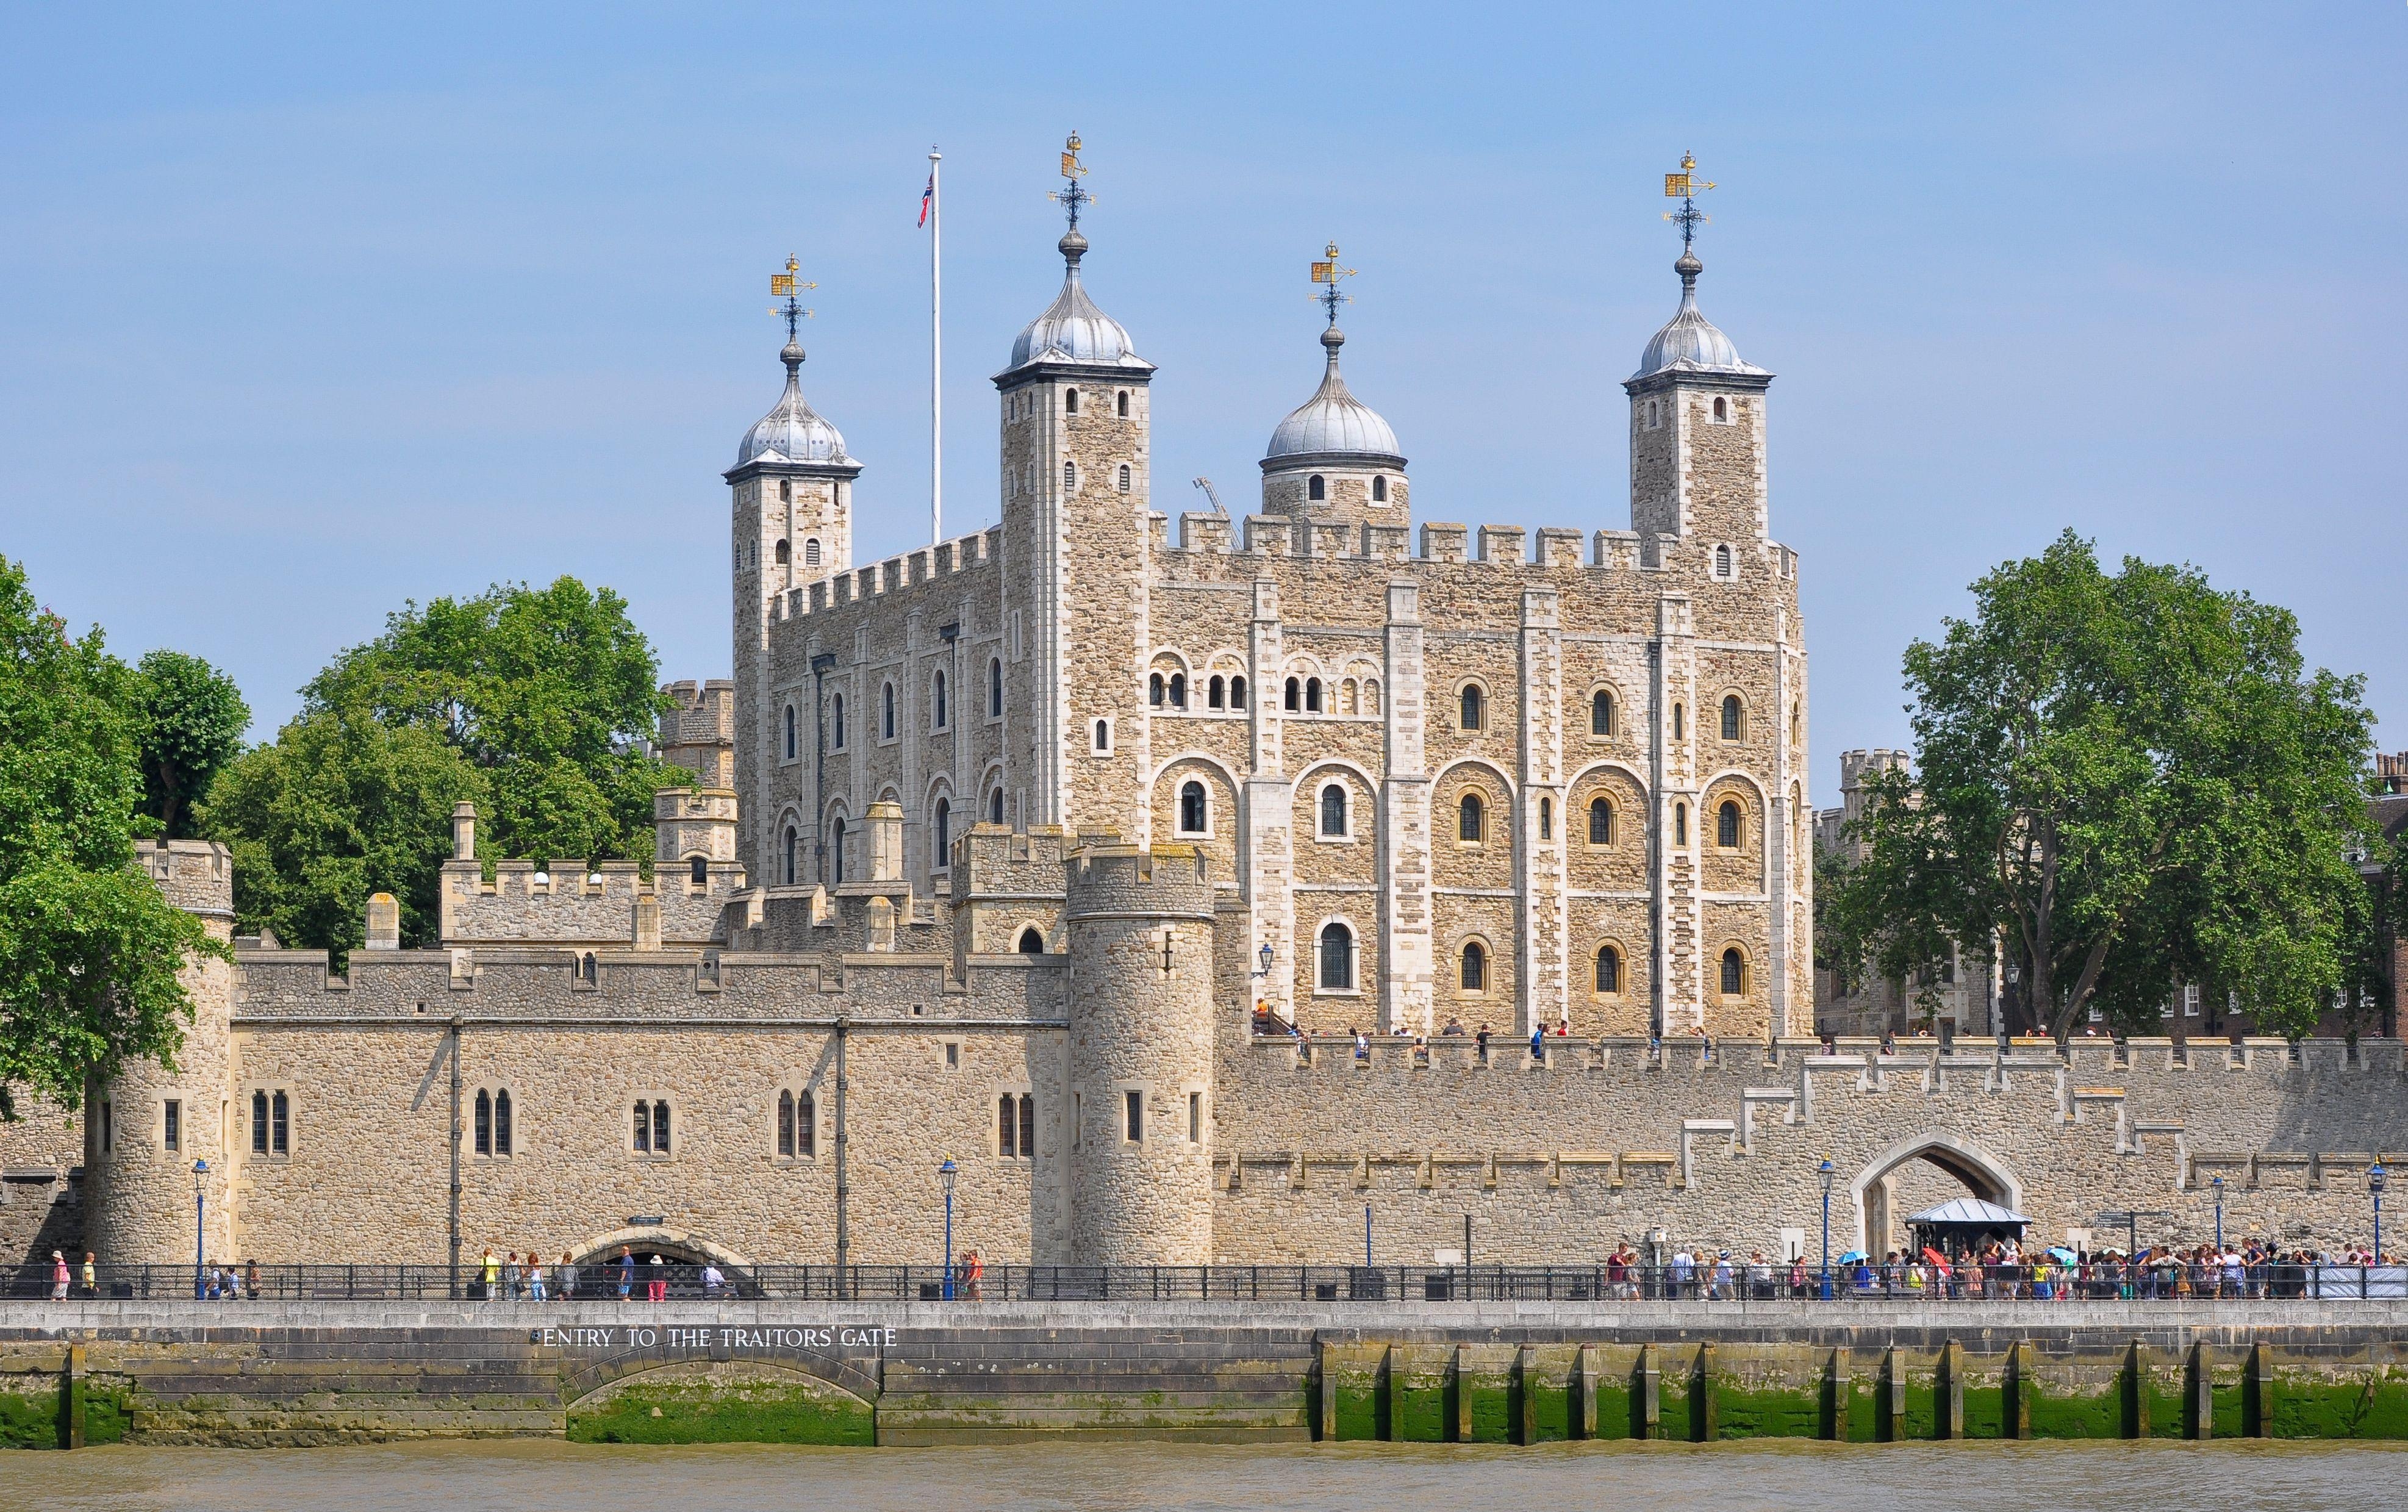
<box><xmin>1847</xmin><ymin>1133</ymin><xmax>2024</xmax><ymax>1259</ymax></box>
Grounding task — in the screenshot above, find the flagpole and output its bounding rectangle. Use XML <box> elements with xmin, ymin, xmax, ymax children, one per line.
<box><xmin>929</xmin><ymin>146</ymin><xmax>943</xmax><ymax>545</ymax></box>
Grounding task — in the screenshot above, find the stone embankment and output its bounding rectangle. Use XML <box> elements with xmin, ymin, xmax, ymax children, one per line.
<box><xmin>5</xmin><ymin>1299</ymin><xmax>2407</xmax><ymax>1447</ymax></box>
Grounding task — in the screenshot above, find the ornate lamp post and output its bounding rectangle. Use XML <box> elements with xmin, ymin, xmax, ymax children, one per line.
<box><xmin>2211</xmin><ymin>1173</ymin><xmax>2225</xmax><ymax>1251</ymax></box>
<box><xmin>1818</xmin><ymin>1158</ymin><xmax>1837</xmax><ymax>1300</ymax></box>
<box><xmin>188</xmin><ymin>1155</ymin><xmax>208</xmax><ymax>1300</ymax></box>
<box><xmin>938</xmin><ymin>1158</ymin><xmax>959</xmax><ymax>1300</ymax></box>
<box><xmin>2370</xmin><ymin>1163</ymin><xmax>2387</xmax><ymax>1269</ymax></box>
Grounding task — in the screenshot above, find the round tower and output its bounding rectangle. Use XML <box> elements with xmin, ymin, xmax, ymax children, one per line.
<box><xmin>1062</xmin><ymin>840</ymin><xmax>1217</xmax><ymax>1264</ymax></box>
<box><xmin>1260</xmin><ymin>242</ymin><xmax>1406</xmax><ymax>532</ymax></box>
<box><xmin>87</xmin><ymin>840</ymin><xmax>238</xmax><ymax>1267</ymax></box>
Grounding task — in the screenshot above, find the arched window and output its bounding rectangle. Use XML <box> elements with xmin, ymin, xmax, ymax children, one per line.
<box><xmin>1675</xmin><ymin>802</ymin><xmax>1688</xmax><ymax>846</ymax></box>
<box><xmin>988</xmin><ymin>658</ymin><xmax>1003</xmax><ymax>718</ymax></box>
<box><xmin>989</xmin><ymin>788</ymin><xmax>1005</xmax><ymax>825</ymax></box>
<box><xmin>1591</xmin><ymin>689</ymin><xmax>1614</xmax><ymax>736</ymax></box>
<box><xmin>881</xmin><ymin>683</ymin><xmax>897</xmax><ymax>740</ymax></box>
<box><xmin>1721</xmin><ymin>694</ymin><xmax>1743</xmax><ymax>741</ymax></box>
<box><xmin>1588</xmin><ymin>797</ymin><xmax>1613</xmax><ymax>845</ymax></box>
<box><xmin>1672</xmin><ymin>703</ymin><xmax>1684</xmax><ymax>741</ymax></box>
<box><xmin>581</xmin><ymin>951</ymin><xmax>597</xmax><ymax>983</ymax></box>
<box><xmin>1538</xmin><ymin>797</ymin><xmax>1552</xmax><ymax>840</ymax></box>
<box><xmin>1460</xmin><ymin>941</ymin><xmax>1486</xmax><ymax>992</ymax></box>
<box><xmin>830</xmin><ymin>817</ymin><xmax>846</xmax><ymax>884</ymax></box>
<box><xmin>1064</xmin><ymin>387</ymin><xmax>1079</xmax><ymax>415</ymax></box>
<box><xmin>1230</xmin><ymin>675</ymin><xmax>1247</xmax><ymax>708</ymax></box>
<box><xmin>1150</xmin><ymin>672</ymin><xmax>1166</xmax><ymax>706</ymax></box>
<box><xmin>1320</xmin><ymin>784</ymin><xmax>1347</xmax><ymax>836</ymax></box>
<box><xmin>1458</xmin><ymin>792</ymin><xmax>1485</xmax><ymax>842</ymax></box>
<box><xmin>475</xmin><ymin>1089</ymin><xmax>492</xmax><ymax>1156</ymax></box>
<box><xmin>1721</xmin><ymin>947</ymin><xmax>1746</xmax><ymax>995</ymax></box>
<box><xmin>933</xmin><ymin>798</ymin><xmax>951</xmax><ymax>866</ymax></box>
<box><xmin>1305</xmin><ymin>677</ymin><xmax>1322</xmax><ymax>712</ymax></box>
<box><xmin>632</xmin><ymin>1098</ymin><xmax>671</xmax><ymax>1155</ymax></box>
<box><xmin>783</xmin><ymin>704</ymin><xmax>797</xmax><ymax>760</ymax></box>
<box><xmin>796</xmin><ymin>1090</ymin><xmax>815</xmax><ymax>1156</ymax></box>
<box><xmin>1169</xmin><ymin>672</ymin><xmax>1186</xmax><ymax>708</ymax></box>
<box><xmin>1284</xmin><ymin>676</ymin><xmax>1301</xmax><ymax>711</ymax></box>
<box><xmin>1460</xmin><ymin>684</ymin><xmax>1485</xmax><ymax>730</ymax></box>
<box><xmin>998</xmin><ymin>1094</ymin><xmax>1017</xmax><ymax>1158</ymax></box>
<box><xmin>779</xmin><ymin>479</ymin><xmax>792</xmax><ymax>503</ymax></box>
<box><xmin>775</xmin><ymin>538</ymin><xmax>790</xmax><ymax>565</ymax></box>
<box><xmin>933</xmin><ymin>670</ymin><xmax>948</xmax><ymax>728</ymax></box>
<box><xmin>1092</xmin><ymin>718</ymin><xmax>1110</xmax><ymax>751</ymax></box>
<box><xmin>1718</xmin><ymin>799</ymin><xmax>1742</xmax><ymax>848</ymax></box>
<box><xmin>832</xmin><ymin>694</ymin><xmax>846</xmax><ymax>748</ymax></box>
<box><xmin>1116</xmin><ymin>390</ymin><xmax>1128</xmax><ymax>417</ymax></box>
<box><xmin>491</xmin><ymin>1089</ymin><xmax>509</xmax><ymax>1156</ymax></box>
<box><xmin>1317</xmin><ymin>921</ymin><xmax>1355</xmax><ymax>991</ymax></box>
<box><xmin>1713</xmin><ymin>396</ymin><xmax>1729</xmax><ymax>421</ymax></box>
<box><xmin>1308</xmin><ymin>474</ymin><xmax>1325</xmax><ymax>501</ymax></box>
<box><xmin>1018</xmin><ymin>926</ymin><xmax>1046</xmax><ymax>955</ymax></box>
<box><xmin>804</xmin><ymin>538</ymin><xmax>821</xmax><ymax>566</ymax></box>
<box><xmin>783</xmin><ymin>825</ymin><xmax>798</xmax><ymax>886</ymax></box>
<box><xmin>1715</xmin><ymin>543</ymin><xmax>1733</xmax><ymax>579</ymax></box>
<box><xmin>1208</xmin><ymin>675</ymin><xmax>1225</xmax><ymax>708</ymax></box>
<box><xmin>1179</xmin><ymin>780</ymin><xmax>1207</xmax><ymax>834</ymax></box>
<box><xmin>1063</xmin><ymin>460</ymin><xmax>1078</xmax><ymax>490</ymax></box>
<box><xmin>1363</xmin><ymin>677</ymin><xmax>1378</xmax><ymax>713</ymax></box>
<box><xmin>1595</xmin><ymin>944</ymin><xmax>1621</xmax><ymax>993</ymax></box>
<box><xmin>1342</xmin><ymin>679</ymin><xmax>1358</xmax><ymax>715</ymax></box>
<box><xmin>1372</xmin><ymin>475</ymin><xmax>1388</xmax><ymax>503</ymax></box>
<box><xmin>1117</xmin><ymin>464</ymin><xmax>1131</xmax><ymax>493</ymax></box>
<box><xmin>689</xmin><ymin>855</ymin><xmax>708</xmax><ymax>887</ymax></box>
<box><xmin>778</xmin><ymin>1088</ymin><xmax>795</xmax><ymax>1157</ymax></box>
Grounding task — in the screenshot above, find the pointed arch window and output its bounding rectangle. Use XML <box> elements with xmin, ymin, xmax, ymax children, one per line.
<box><xmin>1319</xmin><ymin>784</ymin><xmax>1347</xmax><ymax>837</ymax></box>
<box><xmin>1018</xmin><ymin>926</ymin><xmax>1046</xmax><ymax>955</ymax></box>
<box><xmin>1588</xmin><ymin>797</ymin><xmax>1613</xmax><ymax>845</ymax></box>
<box><xmin>778</xmin><ymin>1088</ymin><xmax>795</xmax><ymax>1157</ymax></box>
<box><xmin>1458</xmin><ymin>792</ymin><xmax>1485</xmax><ymax>843</ymax></box>
<box><xmin>1538</xmin><ymin>796</ymin><xmax>1552</xmax><ymax>840</ymax></box>
<box><xmin>1178</xmin><ymin>780</ymin><xmax>1207</xmax><ymax>835</ymax></box>
<box><xmin>1460</xmin><ymin>941</ymin><xmax>1487</xmax><ymax>992</ymax></box>
<box><xmin>474</xmin><ymin>1088</ymin><xmax>492</xmax><ymax>1156</ymax></box>
<box><xmin>782</xmin><ymin>825</ymin><xmax>797</xmax><ymax>886</ymax></box>
<box><xmin>1591</xmin><ymin>689</ymin><xmax>1615</xmax><ymax>736</ymax></box>
<box><xmin>1317</xmin><ymin>921</ymin><xmax>1355</xmax><ymax>991</ymax></box>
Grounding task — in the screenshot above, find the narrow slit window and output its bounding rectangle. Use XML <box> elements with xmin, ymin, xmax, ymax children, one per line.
<box><xmin>797</xmin><ymin>1091</ymin><xmax>815</xmax><ymax>1156</ymax></box>
<box><xmin>163</xmin><ymin>1099</ymin><xmax>180</xmax><ymax>1153</ymax></box>
<box><xmin>779</xmin><ymin>1089</ymin><xmax>796</xmax><ymax>1158</ymax></box>
<box><xmin>1125</xmin><ymin>1089</ymin><xmax>1143</xmax><ymax>1143</ymax></box>
<box><xmin>989</xmin><ymin>659</ymin><xmax>1003</xmax><ymax>718</ymax></box>
<box><xmin>253</xmin><ymin>1089</ymin><xmax>270</xmax><ymax>1155</ymax></box>
<box><xmin>1019</xmin><ymin>1095</ymin><xmax>1035</xmax><ymax>1158</ymax></box>
<box><xmin>933</xmin><ymin>670</ymin><xmax>948</xmax><ymax>728</ymax></box>
<box><xmin>998</xmin><ymin>1094</ymin><xmax>1017</xmax><ymax>1158</ymax></box>
<box><xmin>1188</xmin><ymin>1091</ymin><xmax>1202</xmax><ymax>1143</ymax></box>
<box><xmin>489</xmin><ymin>1089</ymin><xmax>505</xmax><ymax>1157</ymax></box>
<box><xmin>1539</xmin><ymin>797</ymin><xmax>1552</xmax><ymax>840</ymax></box>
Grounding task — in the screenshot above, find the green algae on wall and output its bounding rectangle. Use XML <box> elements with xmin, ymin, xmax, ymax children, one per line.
<box><xmin>2270</xmin><ymin>1376</ymin><xmax>2408</xmax><ymax>1439</ymax></box>
<box><xmin>567</xmin><ymin>1375</ymin><xmax>872</xmax><ymax>1446</ymax></box>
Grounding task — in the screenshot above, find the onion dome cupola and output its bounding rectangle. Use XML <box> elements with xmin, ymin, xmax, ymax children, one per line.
<box><xmin>1260</xmin><ymin>243</ymin><xmax>1406</xmax><ymax>524</ymax></box>
<box><xmin>998</xmin><ymin>134</ymin><xmax>1155</xmax><ymax>381</ymax></box>
<box><xmin>735</xmin><ymin>337</ymin><xmax>851</xmax><ymax>470</ymax></box>
<box><xmin>1627</xmin><ymin>248</ymin><xmax>1768</xmax><ymax>382</ymax></box>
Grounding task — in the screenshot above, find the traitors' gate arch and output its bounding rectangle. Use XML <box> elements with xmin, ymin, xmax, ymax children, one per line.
<box><xmin>1847</xmin><ymin>1132</ymin><xmax>2024</xmax><ymax>1259</ymax></box>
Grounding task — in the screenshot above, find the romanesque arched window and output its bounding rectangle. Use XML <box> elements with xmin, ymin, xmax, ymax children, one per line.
<box><xmin>1320</xmin><ymin>784</ymin><xmax>1347</xmax><ymax>837</ymax></box>
<box><xmin>1718</xmin><ymin>800</ymin><xmax>1743</xmax><ymax>848</ymax></box>
<box><xmin>1063</xmin><ymin>460</ymin><xmax>1078</xmax><ymax>491</ymax></box>
<box><xmin>1591</xmin><ymin>689</ymin><xmax>1615</xmax><ymax>736</ymax></box>
<box><xmin>1065</xmin><ymin>387</ymin><xmax>1080</xmax><ymax>415</ymax></box>
<box><xmin>1721</xmin><ymin>694</ymin><xmax>1743</xmax><ymax>741</ymax></box>
<box><xmin>1150</xmin><ymin>673</ymin><xmax>1166</xmax><ymax>706</ymax></box>
<box><xmin>1596</xmin><ymin>944</ymin><xmax>1622</xmax><ymax>993</ymax></box>
<box><xmin>933</xmin><ymin>798</ymin><xmax>951</xmax><ymax>867</ymax></box>
<box><xmin>779</xmin><ymin>479</ymin><xmax>792</xmax><ymax>503</ymax></box>
<box><xmin>1372</xmin><ymin>476</ymin><xmax>1388</xmax><ymax>503</ymax></box>
<box><xmin>1117</xmin><ymin>464</ymin><xmax>1131</xmax><ymax>493</ymax></box>
<box><xmin>1285</xmin><ymin>677</ymin><xmax>1301</xmax><ymax>711</ymax></box>
<box><xmin>830</xmin><ymin>818</ymin><xmax>846</xmax><ymax>884</ymax></box>
<box><xmin>1317</xmin><ymin>921</ymin><xmax>1355</xmax><ymax>991</ymax></box>
<box><xmin>1460</xmin><ymin>684</ymin><xmax>1485</xmax><ymax>731</ymax></box>
<box><xmin>1230</xmin><ymin>675</ymin><xmax>1247</xmax><ymax>709</ymax></box>
<box><xmin>1460</xmin><ymin>941</ymin><xmax>1488</xmax><ymax>992</ymax></box>
<box><xmin>1093</xmin><ymin>718</ymin><xmax>1111</xmax><ymax>752</ymax></box>
<box><xmin>783</xmin><ymin>825</ymin><xmax>798</xmax><ymax>886</ymax></box>
<box><xmin>1208</xmin><ymin>675</ymin><xmax>1225</xmax><ymax>709</ymax></box>
<box><xmin>783</xmin><ymin>704</ymin><xmax>797</xmax><ymax>760</ymax></box>
<box><xmin>1714</xmin><ymin>543</ymin><xmax>1733</xmax><ymax>579</ymax></box>
<box><xmin>1178</xmin><ymin>780</ymin><xmax>1207</xmax><ymax>835</ymax></box>
<box><xmin>775</xmin><ymin>538</ymin><xmax>790</xmax><ymax>565</ymax></box>
<box><xmin>1308</xmin><ymin>474</ymin><xmax>1325</xmax><ymax>501</ymax></box>
<box><xmin>1721</xmin><ymin>948</ymin><xmax>1746</xmax><ymax>995</ymax></box>
<box><xmin>988</xmin><ymin>659</ymin><xmax>1003</xmax><ymax>718</ymax></box>
<box><xmin>1169</xmin><ymin>673</ymin><xmax>1185</xmax><ymax>708</ymax></box>
<box><xmin>1116</xmin><ymin>390</ymin><xmax>1128</xmax><ymax>418</ymax></box>
<box><xmin>1713</xmin><ymin>396</ymin><xmax>1729</xmax><ymax>421</ymax></box>
<box><xmin>1458</xmin><ymin>792</ymin><xmax>1485</xmax><ymax>843</ymax></box>
<box><xmin>1305</xmin><ymin>678</ymin><xmax>1322</xmax><ymax>712</ymax></box>
<box><xmin>804</xmin><ymin>538</ymin><xmax>820</xmax><ymax>566</ymax></box>
<box><xmin>1018</xmin><ymin>927</ymin><xmax>1045</xmax><ymax>955</ymax></box>
<box><xmin>989</xmin><ymin>788</ymin><xmax>1006</xmax><ymax>825</ymax></box>
<box><xmin>689</xmin><ymin>855</ymin><xmax>708</xmax><ymax>887</ymax></box>
<box><xmin>1588</xmin><ymin>797</ymin><xmax>1613</xmax><ymax>845</ymax></box>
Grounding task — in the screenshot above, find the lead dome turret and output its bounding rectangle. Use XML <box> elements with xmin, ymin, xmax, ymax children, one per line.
<box><xmin>736</xmin><ymin>339</ymin><xmax>850</xmax><ymax>467</ymax></box>
<box><xmin>1630</xmin><ymin>250</ymin><xmax>1767</xmax><ymax>381</ymax></box>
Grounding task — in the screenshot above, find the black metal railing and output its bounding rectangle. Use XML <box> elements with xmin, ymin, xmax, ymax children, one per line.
<box><xmin>5</xmin><ymin>1259</ymin><xmax>2403</xmax><ymax>1303</ymax></box>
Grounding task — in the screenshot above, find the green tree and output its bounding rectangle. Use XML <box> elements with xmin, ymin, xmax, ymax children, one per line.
<box><xmin>202</xmin><ymin>577</ymin><xmax>678</xmax><ymax>950</ymax></box>
<box><xmin>131</xmin><ymin>648</ymin><xmax>249</xmax><ymax>839</ymax></box>
<box><xmin>0</xmin><ymin>557</ymin><xmax>221</xmax><ymax>1118</ymax></box>
<box><xmin>1826</xmin><ymin>531</ymin><xmax>2373</xmax><ymax>1042</ymax></box>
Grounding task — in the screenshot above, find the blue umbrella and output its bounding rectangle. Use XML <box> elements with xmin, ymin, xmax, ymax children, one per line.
<box><xmin>1837</xmin><ymin>1250</ymin><xmax>1869</xmax><ymax>1264</ymax></box>
<box><xmin>2046</xmin><ymin>1245</ymin><xmax>2079</xmax><ymax>1264</ymax></box>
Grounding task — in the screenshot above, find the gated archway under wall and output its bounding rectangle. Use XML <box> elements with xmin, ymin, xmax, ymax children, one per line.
<box><xmin>1847</xmin><ymin>1132</ymin><xmax>2024</xmax><ymax>1258</ymax></box>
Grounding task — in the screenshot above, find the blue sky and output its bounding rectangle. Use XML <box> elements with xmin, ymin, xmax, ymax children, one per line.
<box><xmin>4</xmin><ymin>3</ymin><xmax>2402</xmax><ymax>791</ymax></box>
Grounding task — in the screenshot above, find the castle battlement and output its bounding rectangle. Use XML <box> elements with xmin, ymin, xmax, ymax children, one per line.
<box><xmin>787</xmin><ymin>525</ymin><xmax>1003</xmax><ymax>621</ymax></box>
<box><xmin>136</xmin><ymin>838</ymin><xmax>233</xmax><ymax>919</ymax></box>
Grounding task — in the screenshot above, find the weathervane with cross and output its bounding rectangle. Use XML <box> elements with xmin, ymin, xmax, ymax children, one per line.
<box><xmin>768</xmin><ymin>254</ymin><xmax>816</xmax><ymax>343</ymax></box>
<box><xmin>1310</xmin><ymin>240</ymin><xmax>1356</xmax><ymax>326</ymax></box>
<box><xmin>1663</xmin><ymin>151</ymin><xmax>1716</xmax><ymax>253</ymax></box>
<box><xmin>1047</xmin><ymin>131</ymin><xmax>1092</xmax><ymax>232</ymax></box>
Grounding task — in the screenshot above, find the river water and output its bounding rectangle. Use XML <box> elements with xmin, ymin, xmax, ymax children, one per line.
<box><xmin>4</xmin><ymin>1439</ymin><xmax>2399</xmax><ymax>1512</ymax></box>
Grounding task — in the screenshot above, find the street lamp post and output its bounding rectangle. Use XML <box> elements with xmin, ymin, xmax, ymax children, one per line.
<box><xmin>937</xmin><ymin>1158</ymin><xmax>959</xmax><ymax>1300</ymax></box>
<box><xmin>2211</xmin><ymin>1173</ymin><xmax>2225</xmax><ymax>1251</ymax></box>
<box><xmin>192</xmin><ymin>1159</ymin><xmax>209</xmax><ymax>1299</ymax></box>
<box><xmin>2371</xmin><ymin>1163</ymin><xmax>2387</xmax><ymax>1269</ymax></box>
<box><xmin>1818</xmin><ymin>1159</ymin><xmax>1836</xmax><ymax>1301</ymax></box>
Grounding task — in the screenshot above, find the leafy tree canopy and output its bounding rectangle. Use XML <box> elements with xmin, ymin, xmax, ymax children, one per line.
<box><xmin>132</xmin><ymin>648</ymin><xmax>249</xmax><ymax>839</ymax></box>
<box><xmin>1824</xmin><ymin>531</ymin><xmax>2373</xmax><ymax>1042</ymax></box>
<box><xmin>204</xmin><ymin>577</ymin><xmax>680</xmax><ymax>950</ymax></box>
<box><xmin>0</xmin><ymin>556</ymin><xmax>220</xmax><ymax>1117</ymax></box>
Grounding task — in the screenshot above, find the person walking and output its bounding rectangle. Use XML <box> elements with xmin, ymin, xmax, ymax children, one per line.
<box><xmin>80</xmin><ymin>1251</ymin><xmax>97</xmax><ymax>1299</ymax></box>
<box><xmin>49</xmin><ymin>1250</ymin><xmax>69</xmax><ymax>1301</ymax></box>
<box><xmin>480</xmin><ymin>1247</ymin><xmax>501</xmax><ymax>1302</ymax></box>
<box><xmin>617</xmin><ymin>1247</ymin><xmax>636</xmax><ymax>1300</ymax></box>
<box><xmin>503</xmin><ymin>1250</ymin><xmax>523</xmax><ymax>1302</ymax></box>
<box><xmin>964</xmin><ymin>1249</ymin><xmax>985</xmax><ymax>1302</ymax></box>
<box><xmin>701</xmin><ymin>1261</ymin><xmax>726</xmax><ymax>1298</ymax></box>
<box><xmin>558</xmin><ymin>1251</ymin><xmax>579</xmax><ymax>1300</ymax></box>
<box><xmin>528</xmin><ymin>1251</ymin><xmax>548</xmax><ymax>1302</ymax></box>
<box><xmin>646</xmin><ymin>1253</ymin><xmax>667</xmax><ymax>1303</ymax></box>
